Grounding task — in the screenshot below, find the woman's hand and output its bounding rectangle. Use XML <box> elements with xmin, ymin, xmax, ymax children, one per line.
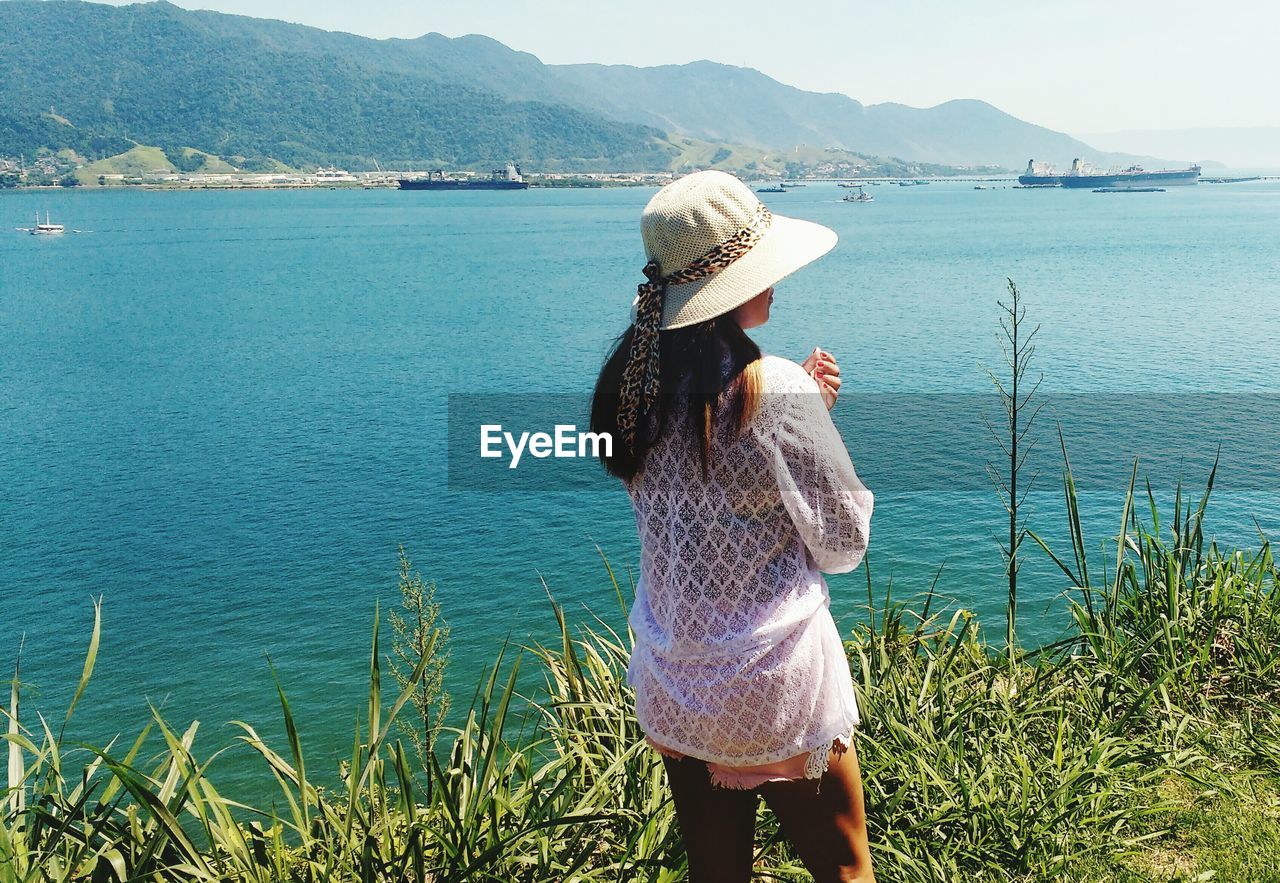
<box><xmin>802</xmin><ymin>347</ymin><xmax>842</xmax><ymax>410</ymax></box>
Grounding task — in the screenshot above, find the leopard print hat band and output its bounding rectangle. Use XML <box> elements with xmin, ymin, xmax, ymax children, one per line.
<box><xmin>616</xmin><ymin>200</ymin><xmax>773</xmax><ymax>449</ymax></box>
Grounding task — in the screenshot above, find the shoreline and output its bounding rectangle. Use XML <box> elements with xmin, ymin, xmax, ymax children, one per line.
<box><xmin>0</xmin><ymin>171</ymin><xmax>1016</xmax><ymax>193</ymax></box>
<box><xmin>6</xmin><ymin>175</ymin><xmax>1277</xmax><ymax>194</ymax></box>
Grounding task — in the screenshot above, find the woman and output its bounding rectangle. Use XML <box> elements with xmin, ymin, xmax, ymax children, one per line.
<box><xmin>590</xmin><ymin>170</ymin><xmax>876</xmax><ymax>882</ymax></box>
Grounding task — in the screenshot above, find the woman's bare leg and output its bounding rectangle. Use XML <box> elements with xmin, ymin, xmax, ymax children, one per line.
<box><xmin>661</xmin><ymin>755</ymin><xmax>759</xmax><ymax>882</ymax></box>
<box><xmin>756</xmin><ymin>742</ymin><xmax>875</xmax><ymax>883</ymax></box>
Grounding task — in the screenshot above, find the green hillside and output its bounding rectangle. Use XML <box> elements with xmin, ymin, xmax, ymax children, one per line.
<box><xmin>77</xmin><ymin>145</ymin><xmax>174</xmax><ymax>179</ymax></box>
<box><xmin>72</xmin><ymin>144</ymin><xmax>242</xmax><ymax>182</ymax></box>
<box><xmin>168</xmin><ymin>148</ymin><xmax>239</xmax><ymax>175</ymax></box>
<box><xmin>0</xmin><ymin>109</ymin><xmax>133</xmax><ymax>161</ymax></box>
<box><xmin>0</xmin><ymin>0</ymin><xmax>676</xmax><ymax>171</ymax></box>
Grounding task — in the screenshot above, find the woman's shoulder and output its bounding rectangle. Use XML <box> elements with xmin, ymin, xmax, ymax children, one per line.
<box><xmin>758</xmin><ymin>354</ymin><xmax>820</xmax><ymax>394</ymax></box>
<box><xmin>747</xmin><ymin>355</ymin><xmax>826</xmax><ymax>434</ymax></box>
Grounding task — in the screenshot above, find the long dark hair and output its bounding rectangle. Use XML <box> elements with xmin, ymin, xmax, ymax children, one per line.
<box><xmin>590</xmin><ymin>314</ymin><xmax>763</xmax><ymax>481</ymax></box>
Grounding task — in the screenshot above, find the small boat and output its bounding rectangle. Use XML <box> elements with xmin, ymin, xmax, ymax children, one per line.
<box><xmin>1092</xmin><ymin>186</ymin><xmax>1166</xmax><ymax>193</ymax></box>
<box><xmin>30</xmin><ymin>211</ymin><xmax>65</xmax><ymax>235</ymax></box>
<box><xmin>838</xmin><ymin>181</ymin><xmax>866</xmax><ymax>188</ymax></box>
<box><xmin>755</xmin><ymin>183</ymin><xmax>787</xmax><ymax>193</ymax></box>
<box><xmin>842</xmin><ymin>185</ymin><xmax>873</xmax><ymax>203</ymax></box>
<box><xmin>782</xmin><ymin>181</ymin><xmax>806</xmax><ymax>188</ymax></box>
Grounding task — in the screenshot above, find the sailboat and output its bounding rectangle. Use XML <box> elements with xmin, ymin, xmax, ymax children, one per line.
<box><xmin>31</xmin><ymin>210</ymin><xmax>65</xmax><ymax>235</ymax></box>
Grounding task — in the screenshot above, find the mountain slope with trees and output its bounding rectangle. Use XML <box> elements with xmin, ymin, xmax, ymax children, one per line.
<box><xmin>0</xmin><ymin>0</ymin><xmax>677</xmax><ymax>171</ymax></box>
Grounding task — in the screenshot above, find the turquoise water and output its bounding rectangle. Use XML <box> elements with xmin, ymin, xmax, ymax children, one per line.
<box><xmin>3</xmin><ymin>181</ymin><xmax>1279</xmax><ymax>791</ymax></box>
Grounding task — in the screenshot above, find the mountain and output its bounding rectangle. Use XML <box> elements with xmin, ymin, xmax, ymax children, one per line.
<box><xmin>542</xmin><ymin>65</ymin><xmax>1143</xmax><ymax>170</ymax></box>
<box><xmin>314</xmin><ymin>31</ymin><xmax>1158</xmax><ymax>170</ymax></box>
<box><xmin>344</xmin><ymin>39</ymin><xmax>1156</xmax><ymax>170</ymax></box>
<box><xmin>290</xmin><ymin>31</ymin><xmax>1151</xmax><ymax>170</ymax></box>
<box><xmin>0</xmin><ymin>0</ymin><xmax>678</xmax><ymax>171</ymax></box>
<box><xmin>0</xmin><ymin>0</ymin><xmax>1155</xmax><ymax>172</ymax></box>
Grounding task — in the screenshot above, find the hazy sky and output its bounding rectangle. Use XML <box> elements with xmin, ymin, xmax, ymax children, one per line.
<box><xmin>94</xmin><ymin>0</ymin><xmax>1278</xmax><ymax>134</ymax></box>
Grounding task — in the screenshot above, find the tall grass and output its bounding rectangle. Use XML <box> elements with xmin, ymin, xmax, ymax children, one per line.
<box><xmin>4</xmin><ymin>459</ymin><xmax>1280</xmax><ymax>881</ymax></box>
<box><xmin>1034</xmin><ymin>443</ymin><xmax>1280</xmax><ymax>723</ymax></box>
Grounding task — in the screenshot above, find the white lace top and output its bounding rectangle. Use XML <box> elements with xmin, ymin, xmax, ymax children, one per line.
<box><xmin>624</xmin><ymin>354</ymin><xmax>874</xmax><ymax>767</ymax></box>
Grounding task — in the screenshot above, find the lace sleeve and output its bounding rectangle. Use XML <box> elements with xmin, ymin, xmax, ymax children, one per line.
<box><xmin>765</xmin><ymin>361</ymin><xmax>874</xmax><ymax>574</ymax></box>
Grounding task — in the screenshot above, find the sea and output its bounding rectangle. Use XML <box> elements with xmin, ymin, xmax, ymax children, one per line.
<box><xmin>3</xmin><ymin>179</ymin><xmax>1279</xmax><ymax>794</ymax></box>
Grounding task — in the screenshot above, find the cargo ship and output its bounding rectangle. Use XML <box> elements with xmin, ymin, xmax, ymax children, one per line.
<box><xmin>398</xmin><ymin>162</ymin><xmax>529</xmax><ymax>190</ymax></box>
<box><xmin>1059</xmin><ymin>158</ymin><xmax>1200</xmax><ymax>189</ymax></box>
<box><xmin>1017</xmin><ymin>160</ymin><xmax>1062</xmax><ymax>186</ymax></box>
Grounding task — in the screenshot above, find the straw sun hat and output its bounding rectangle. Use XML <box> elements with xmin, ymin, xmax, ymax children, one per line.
<box><xmin>635</xmin><ymin>169</ymin><xmax>838</xmax><ymax>330</ymax></box>
<box><xmin>615</xmin><ymin>170</ymin><xmax>837</xmax><ymax>447</ymax></box>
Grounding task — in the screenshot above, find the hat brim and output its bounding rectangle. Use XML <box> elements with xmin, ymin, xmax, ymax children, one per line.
<box><xmin>634</xmin><ymin>214</ymin><xmax>837</xmax><ymax>331</ymax></box>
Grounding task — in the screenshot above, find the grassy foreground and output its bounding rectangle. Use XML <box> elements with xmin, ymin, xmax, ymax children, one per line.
<box><xmin>4</xmin><ymin>462</ymin><xmax>1280</xmax><ymax>882</ymax></box>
